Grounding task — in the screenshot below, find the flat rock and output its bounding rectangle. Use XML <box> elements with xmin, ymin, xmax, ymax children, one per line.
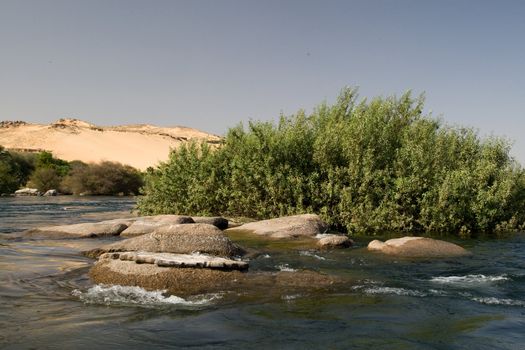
<box><xmin>86</xmin><ymin>223</ymin><xmax>244</xmax><ymax>258</ymax></box>
<box><xmin>316</xmin><ymin>234</ymin><xmax>353</xmax><ymax>249</ymax></box>
<box><xmin>24</xmin><ymin>218</ymin><xmax>135</xmax><ymax>238</ymax></box>
<box><xmin>367</xmin><ymin>236</ymin><xmax>469</xmax><ymax>258</ymax></box>
<box><xmin>90</xmin><ymin>258</ymin><xmax>341</xmax><ymax>297</ymax></box>
<box><xmin>15</xmin><ymin>188</ymin><xmax>41</xmax><ymax>196</ymax></box>
<box><xmin>100</xmin><ymin>251</ymin><xmax>248</xmax><ymax>270</ymax></box>
<box><xmin>120</xmin><ymin>215</ymin><xmax>194</xmax><ymax>237</ymax></box>
<box><xmin>226</xmin><ymin>214</ymin><xmax>328</xmax><ymax>239</ymax></box>
<box><xmin>191</xmin><ymin>216</ymin><xmax>229</xmax><ymax>230</ymax></box>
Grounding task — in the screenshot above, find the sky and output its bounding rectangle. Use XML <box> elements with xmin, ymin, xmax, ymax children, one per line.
<box><xmin>1</xmin><ymin>0</ymin><xmax>524</xmax><ymax>162</ymax></box>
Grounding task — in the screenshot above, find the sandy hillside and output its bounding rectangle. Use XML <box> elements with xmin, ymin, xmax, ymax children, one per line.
<box><xmin>0</xmin><ymin>119</ymin><xmax>221</xmax><ymax>170</ymax></box>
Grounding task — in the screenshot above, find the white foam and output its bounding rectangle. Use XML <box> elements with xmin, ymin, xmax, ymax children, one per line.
<box><xmin>430</xmin><ymin>274</ymin><xmax>509</xmax><ymax>285</ymax></box>
<box><xmin>72</xmin><ymin>284</ymin><xmax>221</xmax><ymax>307</ymax></box>
<box><xmin>363</xmin><ymin>286</ymin><xmax>427</xmax><ymax>297</ymax></box>
<box><xmin>472</xmin><ymin>297</ymin><xmax>525</xmax><ymax>307</ymax></box>
<box><xmin>299</xmin><ymin>251</ymin><xmax>326</xmax><ymax>260</ymax></box>
<box><xmin>276</xmin><ymin>264</ymin><xmax>297</xmax><ymax>272</ymax></box>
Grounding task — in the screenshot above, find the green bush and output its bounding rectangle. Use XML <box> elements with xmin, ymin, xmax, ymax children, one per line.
<box><xmin>138</xmin><ymin>88</ymin><xmax>524</xmax><ymax>236</ymax></box>
<box><xmin>0</xmin><ymin>146</ymin><xmax>22</xmax><ymax>194</ymax></box>
<box><xmin>28</xmin><ymin>167</ymin><xmax>62</xmax><ymax>192</ymax></box>
<box><xmin>61</xmin><ymin>161</ymin><xmax>143</xmax><ymax>195</ymax></box>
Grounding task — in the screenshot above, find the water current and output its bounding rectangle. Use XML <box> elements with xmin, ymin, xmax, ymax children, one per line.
<box><xmin>1</xmin><ymin>197</ymin><xmax>524</xmax><ymax>349</ymax></box>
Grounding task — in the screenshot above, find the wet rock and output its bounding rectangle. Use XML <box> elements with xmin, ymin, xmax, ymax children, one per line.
<box><xmin>100</xmin><ymin>251</ymin><xmax>248</xmax><ymax>270</ymax></box>
<box><xmin>226</xmin><ymin>214</ymin><xmax>328</xmax><ymax>239</ymax></box>
<box><xmin>24</xmin><ymin>218</ymin><xmax>135</xmax><ymax>238</ymax></box>
<box><xmin>15</xmin><ymin>188</ymin><xmax>41</xmax><ymax>196</ymax></box>
<box><xmin>43</xmin><ymin>189</ymin><xmax>58</xmax><ymax>196</ymax></box>
<box><xmin>86</xmin><ymin>223</ymin><xmax>244</xmax><ymax>258</ymax></box>
<box><xmin>89</xmin><ymin>258</ymin><xmax>341</xmax><ymax>297</ymax></box>
<box><xmin>191</xmin><ymin>216</ymin><xmax>229</xmax><ymax>230</ymax></box>
<box><xmin>120</xmin><ymin>215</ymin><xmax>194</xmax><ymax>237</ymax></box>
<box><xmin>316</xmin><ymin>234</ymin><xmax>353</xmax><ymax>249</ymax></box>
<box><xmin>367</xmin><ymin>236</ymin><xmax>469</xmax><ymax>258</ymax></box>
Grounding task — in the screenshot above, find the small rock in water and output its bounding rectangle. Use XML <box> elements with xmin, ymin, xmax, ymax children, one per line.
<box><xmin>43</xmin><ymin>189</ymin><xmax>58</xmax><ymax>196</ymax></box>
<box><xmin>367</xmin><ymin>236</ymin><xmax>470</xmax><ymax>258</ymax></box>
<box><xmin>316</xmin><ymin>234</ymin><xmax>353</xmax><ymax>249</ymax></box>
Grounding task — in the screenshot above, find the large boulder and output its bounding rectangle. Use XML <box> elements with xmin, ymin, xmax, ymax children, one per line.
<box><xmin>120</xmin><ymin>215</ymin><xmax>194</xmax><ymax>237</ymax></box>
<box><xmin>191</xmin><ymin>216</ymin><xmax>229</xmax><ymax>230</ymax></box>
<box><xmin>89</xmin><ymin>256</ymin><xmax>341</xmax><ymax>297</ymax></box>
<box><xmin>226</xmin><ymin>214</ymin><xmax>328</xmax><ymax>239</ymax></box>
<box><xmin>367</xmin><ymin>237</ymin><xmax>469</xmax><ymax>258</ymax></box>
<box><xmin>24</xmin><ymin>218</ymin><xmax>135</xmax><ymax>238</ymax></box>
<box><xmin>86</xmin><ymin>223</ymin><xmax>244</xmax><ymax>258</ymax></box>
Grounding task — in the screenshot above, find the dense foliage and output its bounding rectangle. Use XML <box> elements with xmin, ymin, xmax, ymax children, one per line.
<box><xmin>62</xmin><ymin>161</ymin><xmax>143</xmax><ymax>195</ymax></box>
<box><xmin>0</xmin><ymin>148</ymin><xmax>143</xmax><ymax>195</ymax></box>
<box><xmin>138</xmin><ymin>88</ymin><xmax>525</xmax><ymax>237</ymax></box>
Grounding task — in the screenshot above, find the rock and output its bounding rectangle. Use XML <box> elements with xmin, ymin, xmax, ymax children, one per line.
<box><xmin>367</xmin><ymin>236</ymin><xmax>470</xmax><ymax>258</ymax></box>
<box><xmin>316</xmin><ymin>234</ymin><xmax>353</xmax><ymax>249</ymax></box>
<box><xmin>226</xmin><ymin>214</ymin><xmax>328</xmax><ymax>239</ymax></box>
<box><xmin>192</xmin><ymin>216</ymin><xmax>229</xmax><ymax>230</ymax></box>
<box><xmin>120</xmin><ymin>215</ymin><xmax>194</xmax><ymax>237</ymax></box>
<box><xmin>43</xmin><ymin>189</ymin><xmax>58</xmax><ymax>196</ymax></box>
<box><xmin>86</xmin><ymin>223</ymin><xmax>244</xmax><ymax>258</ymax></box>
<box><xmin>14</xmin><ymin>188</ymin><xmax>41</xmax><ymax>196</ymax></box>
<box><xmin>100</xmin><ymin>251</ymin><xmax>248</xmax><ymax>270</ymax></box>
<box><xmin>89</xmin><ymin>257</ymin><xmax>341</xmax><ymax>297</ymax></box>
<box><xmin>24</xmin><ymin>218</ymin><xmax>135</xmax><ymax>238</ymax></box>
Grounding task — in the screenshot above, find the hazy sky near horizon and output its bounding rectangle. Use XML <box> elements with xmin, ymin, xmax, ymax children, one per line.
<box><xmin>1</xmin><ymin>0</ymin><xmax>524</xmax><ymax>161</ymax></box>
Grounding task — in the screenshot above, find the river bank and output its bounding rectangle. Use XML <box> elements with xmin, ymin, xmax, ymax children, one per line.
<box><xmin>1</xmin><ymin>197</ymin><xmax>524</xmax><ymax>349</ymax></box>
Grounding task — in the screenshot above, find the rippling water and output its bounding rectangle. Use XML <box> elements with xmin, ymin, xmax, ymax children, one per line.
<box><xmin>1</xmin><ymin>197</ymin><xmax>524</xmax><ymax>349</ymax></box>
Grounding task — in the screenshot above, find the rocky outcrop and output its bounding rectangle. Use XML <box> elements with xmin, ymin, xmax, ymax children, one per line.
<box><xmin>89</xmin><ymin>257</ymin><xmax>341</xmax><ymax>297</ymax></box>
<box><xmin>191</xmin><ymin>216</ymin><xmax>229</xmax><ymax>230</ymax></box>
<box><xmin>15</xmin><ymin>188</ymin><xmax>41</xmax><ymax>196</ymax></box>
<box><xmin>24</xmin><ymin>218</ymin><xmax>135</xmax><ymax>238</ymax></box>
<box><xmin>316</xmin><ymin>234</ymin><xmax>353</xmax><ymax>249</ymax></box>
<box><xmin>367</xmin><ymin>237</ymin><xmax>469</xmax><ymax>258</ymax></box>
<box><xmin>226</xmin><ymin>214</ymin><xmax>328</xmax><ymax>239</ymax></box>
<box><xmin>85</xmin><ymin>223</ymin><xmax>244</xmax><ymax>258</ymax></box>
<box><xmin>120</xmin><ymin>215</ymin><xmax>194</xmax><ymax>237</ymax></box>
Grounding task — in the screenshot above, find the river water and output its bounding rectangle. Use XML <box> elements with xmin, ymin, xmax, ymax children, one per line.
<box><xmin>1</xmin><ymin>197</ymin><xmax>524</xmax><ymax>349</ymax></box>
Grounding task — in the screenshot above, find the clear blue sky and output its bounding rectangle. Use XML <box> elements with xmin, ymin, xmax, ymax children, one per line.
<box><xmin>1</xmin><ymin>0</ymin><xmax>524</xmax><ymax>162</ymax></box>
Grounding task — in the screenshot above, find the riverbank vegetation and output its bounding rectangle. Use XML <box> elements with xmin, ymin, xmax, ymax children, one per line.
<box><xmin>138</xmin><ymin>88</ymin><xmax>525</xmax><ymax>237</ymax></box>
<box><xmin>0</xmin><ymin>147</ymin><xmax>143</xmax><ymax>195</ymax></box>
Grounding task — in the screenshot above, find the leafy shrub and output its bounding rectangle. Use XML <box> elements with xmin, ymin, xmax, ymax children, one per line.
<box><xmin>28</xmin><ymin>167</ymin><xmax>62</xmax><ymax>192</ymax></box>
<box><xmin>61</xmin><ymin>161</ymin><xmax>143</xmax><ymax>195</ymax></box>
<box><xmin>138</xmin><ymin>88</ymin><xmax>525</xmax><ymax>237</ymax></box>
<box><xmin>0</xmin><ymin>146</ymin><xmax>21</xmax><ymax>194</ymax></box>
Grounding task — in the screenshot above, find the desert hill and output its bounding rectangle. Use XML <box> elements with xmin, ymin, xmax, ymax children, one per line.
<box><xmin>0</xmin><ymin>118</ymin><xmax>221</xmax><ymax>170</ymax></box>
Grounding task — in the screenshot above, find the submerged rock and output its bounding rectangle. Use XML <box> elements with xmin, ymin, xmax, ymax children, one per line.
<box><xmin>120</xmin><ymin>215</ymin><xmax>194</xmax><ymax>237</ymax></box>
<box><xmin>367</xmin><ymin>237</ymin><xmax>469</xmax><ymax>258</ymax></box>
<box><xmin>316</xmin><ymin>234</ymin><xmax>353</xmax><ymax>249</ymax></box>
<box><xmin>226</xmin><ymin>214</ymin><xmax>328</xmax><ymax>239</ymax></box>
<box><xmin>24</xmin><ymin>218</ymin><xmax>135</xmax><ymax>238</ymax></box>
<box><xmin>85</xmin><ymin>223</ymin><xmax>244</xmax><ymax>258</ymax></box>
<box><xmin>191</xmin><ymin>216</ymin><xmax>229</xmax><ymax>230</ymax></box>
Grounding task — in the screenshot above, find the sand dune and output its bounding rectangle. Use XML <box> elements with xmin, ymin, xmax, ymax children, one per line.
<box><xmin>0</xmin><ymin>119</ymin><xmax>221</xmax><ymax>170</ymax></box>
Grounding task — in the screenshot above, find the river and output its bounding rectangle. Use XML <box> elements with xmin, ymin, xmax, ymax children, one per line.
<box><xmin>1</xmin><ymin>197</ymin><xmax>524</xmax><ymax>349</ymax></box>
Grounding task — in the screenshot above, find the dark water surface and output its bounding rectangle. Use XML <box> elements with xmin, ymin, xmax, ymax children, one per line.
<box><xmin>1</xmin><ymin>197</ymin><xmax>524</xmax><ymax>349</ymax></box>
